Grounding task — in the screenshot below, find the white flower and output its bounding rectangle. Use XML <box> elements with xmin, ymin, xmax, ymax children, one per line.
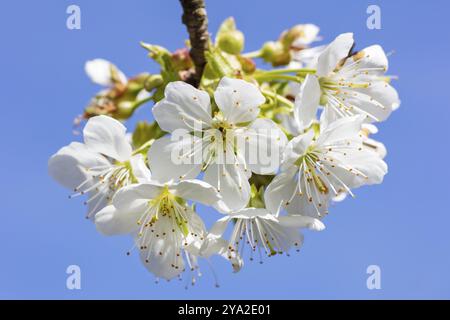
<box><xmin>298</xmin><ymin>33</ymin><xmax>400</xmax><ymax>124</ymax></box>
<box><xmin>48</xmin><ymin>115</ymin><xmax>149</xmax><ymax>218</ymax></box>
<box><xmin>95</xmin><ymin>179</ymin><xmax>241</xmax><ymax>282</ymax></box>
<box><xmin>289</xmin><ymin>24</ymin><xmax>321</xmax><ymax>49</ymax></box>
<box><xmin>200</xmin><ymin>207</ymin><xmax>324</xmax><ymax>263</ymax></box>
<box><xmin>265</xmin><ymin>114</ymin><xmax>388</xmax><ymax>218</ymax></box>
<box><xmin>288</xmin><ymin>24</ymin><xmax>325</xmax><ymax>72</ymax></box>
<box><xmin>150</xmin><ymin>77</ymin><xmax>287</xmax><ymax>213</ymax></box>
<box><xmin>85</xmin><ymin>59</ymin><xmax>127</xmax><ymax>87</ymax></box>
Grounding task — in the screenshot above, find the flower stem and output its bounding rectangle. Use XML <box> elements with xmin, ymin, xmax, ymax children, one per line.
<box><xmin>261</xmin><ymin>89</ymin><xmax>294</xmax><ymax>109</ymax></box>
<box><xmin>254</xmin><ymin>74</ymin><xmax>301</xmax><ymax>82</ymax></box>
<box><xmin>259</xmin><ymin>68</ymin><xmax>316</xmax><ymax>75</ymax></box>
<box><xmin>242</xmin><ymin>50</ymin><xmax>262</xmax><ymax>59</ymax></box>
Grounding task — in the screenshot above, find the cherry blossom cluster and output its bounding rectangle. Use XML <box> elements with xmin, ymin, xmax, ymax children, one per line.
<box><xmin>49</xmin><ymin>19</ymin><xmax>399</xmax><ymax>287</ymax></box>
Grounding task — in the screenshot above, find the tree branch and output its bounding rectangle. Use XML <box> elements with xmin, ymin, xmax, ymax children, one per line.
<box><xmin>179</xmin><ymin>0</ymin><xmax>210</xmax><ymax>87</ymax></box>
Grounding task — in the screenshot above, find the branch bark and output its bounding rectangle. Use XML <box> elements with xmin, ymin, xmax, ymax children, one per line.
<box><xmin>179</xmin><ymin>0</ymin><xmax>210</xmax><ymax>87</ymax></box>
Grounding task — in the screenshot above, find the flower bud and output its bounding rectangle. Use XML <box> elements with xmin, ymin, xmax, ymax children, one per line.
<box><xmin>237</xmin><ymin>56</ymin><xmax>256</xmax><ymax>74</ymax></box>
<box><xmin>261</xmin><ymin>41</ymin><xmax>291</xmax><ymax>66</ymax></box>
<box><xmin>171</xmin><ymin>48</ymin><xmax>193</xmax><ymax>71</ymax></box>
<box><xmin>144</xmin><ymin>74</ymin><xmax>163</xmax><ymax>92</ymax></box>
<box><xmin>280</xmin><ymin>25</ymin><xmax>306</xmax><ymax>48</ymax></box>
<box><xmin>217</xmin><ymin>29</ymin><xmax>245</xmax><ymax>55</ymax></box>
<box><xmin>216</xmin><ymin>17</ymin><xmax>245</xmax><ymax>55</ymax></box>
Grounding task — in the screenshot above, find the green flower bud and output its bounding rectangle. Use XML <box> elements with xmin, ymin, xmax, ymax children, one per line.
<box><xmin>144</xmin><ymin>74</ymin><xmax>163</xmax><ymax>92</ymax></box>
<box><xmin>260</xmin><ymin>41</ymin><xmax>291</xmax><ymax>66</ymax></box>
<box><xmin>217</xmin><ymin>29</ymin><xmax>245</xmax><ymax>55</ymax></box>
<box><xmin>216</xmin><ymin>17</ymin><xmax>245</xmax><ymax>55</ymax></box>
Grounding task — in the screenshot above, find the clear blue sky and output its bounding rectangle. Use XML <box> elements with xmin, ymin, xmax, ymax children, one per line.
<box><xmin>1</xmin><ymin>0</ymin><xmax>449</xmax><ymax>299</ymax></box>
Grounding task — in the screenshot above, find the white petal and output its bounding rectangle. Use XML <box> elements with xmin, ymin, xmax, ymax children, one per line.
<box><xmin>172</xmin><ymin>179</ymin><xmax>221</xmax><ymax>206</ymax></box>
<box><xmin>129</xmin><ymin>154</ymin><xmax>152</xmax><ymax>183</ymax></box>
<box><xmin>204</xmin><ymin>163</ymin><xmax>251</xmax><ymax>213</ymax></box>
<box><xmin>153</xmin><ymin>81</ymin><xmax>212</xmax><ymax>132</ymax></box>
<box><xmin>214</xmin><ymin>77</ymin><xmax>265</xmax><ymax>124</ymax></box>
<box><xmin>139</xmin><ymin>237</ymin><xmax>184</xmax><ymax>280</ymax></box>
<box><xmin>317</xmin><ymin>115</ymin><xmax>364</xmax><ymax>146</ymax></box>
<box><xmin>316</xmin><ymin>33</ymin><xmax>354</xmax><ymax>77</ymax></box>
<box><xmin>353</xmin><ymin>45</ymin><xmax>388</xmax><ymax>73</ymax></box>
<box><xmin>294</xmin><ymin>74</ymin><xmax>321</xmax><ymax>131</ymax></box>
<box><xmin>206</xmin><ymin>238</ymin><xmax>243</xmax><ymax>273</ymax></box>
<box><xmin>278</xmin><ymin>215</ymin><xmax>325</xmax><ymax>231</ymax></box>
<box><xmin>353</xmin><ymin>81</ymin><xmax>400</xmax><ymax>119</ymax></box>
<box><xmin>207</xmin><ymin>216</ymin><xmax>231</xmax><ymax>239</ymax></box>
<box><xmin>94</xmin><ymin>205</ymin><xmax>139</xmax><ymax>236</ymax></box>
<box><xmin>331</xmin><ymin>150</ymin><xmax>388</xmax><ymax>187</ymax></box>
<box><xmin>83</xmin><ymin>115</ymin><xmax>132</xmax><ymax>162</ymax></box>
<box><xmin>148</xmin><ymin>135</ymin><xmax>202</xmax><ymax>184</ymax></box>
<box><xmin>277</xmin><ymin>112</ymin><xmax>300</xmax><ymax>136</ymax></box>
<box><xmin>85</xmin><ymin>59</ymin><xmax>126</xmax><ymax>86</ymax></box>
<box><xmin>112</xmin><ymin>183</ymin><xmax>163</xmax><ymax>212</ymax></box>
<box><xmin>336</xmin><ymin>85</ymin><xmax>395</xmax><ymax>122</ymax></box>
<box><xmin>291</xmin><ymin>24</ymin><xmax>320</xmax><ymax>46</ymax></box>
<box><xmin>199</xmin><ymin>215</ymin><xmax>243</xmax><ymax>272</ymax></box>
<box><xmin>292</xmin><ymin>45</ymin><xmax>326</xmax><ymax>69</ymax></box>
<box><xmin>48</xmin><ymin>142</ymin><xmax>110</xmax><ymax>190</ymax></box>
<box><xmin>281</xmin><ymin>130</ymin><xmax>315</xmax><ymax>170</ymax></box>
<box><xmin>264</xmin><ymin>166</ymin><xmax>298</xmax><ymax>214</ymax></box>
<box><xmin>239</xmin><ymin>119</ymin><xmax>287</xmax><ymax>175</ymax></box>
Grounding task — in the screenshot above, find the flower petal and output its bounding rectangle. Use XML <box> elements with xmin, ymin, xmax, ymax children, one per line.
<box><xmin>95</xmin><ymin>205</ymin><xmax>139</xmax><ymax>236</ymax></box>
<box><xmin>172</xmin><ymin>179</ymin><xmax>221</xmax><ymax>206</ymax></box>
<box><xmin>139</xmin><ymin>237</ymin><xmax>184</xmax><ymax>280</ymax></box>
<box><xmin>291</xmin><ymin>24</ymin><xmax>320</xmax><ymax>47</ymax></box>
<box><xmin>294</xmin><ymin>74</ymin><xmax>321</xmax><ymax>132</ymax></box>
<box><xmin>112</xmin><ymin>183</ymin><xmax>163</xmax><ymax>212</ymax></box>
<box><xmin>238</xmin><ymin>118</ymin><xmax>287</xmax><ymax>175</ymax></box>
<box><xmin>317</xmin><ymin>115</ymin><xmax>365</xmax><ymax>146</ymax></box>
<box><xmin>85</xmin><ymin>59</ymin><xmax>126</xmax><ymax>86</ymax></box>
<box><xmin>153</xmin><ymin>81</ymin><xmax>212</xmax><ymax>132</ymax></box>
<box><xmin>281</xmin><ymin>129</ymin><xmax>315</xmax><ymax>170</ymax></box>
<box><xmin>214</xmin><ymin>77</ymin><xmax>265</xmax><ymax>124</ymax></box>
<box><xmin>48</xmin><ymin>142</ymin><xmax>110</xmax><ymax>190</ymax></box>
<box><xmin>83</xmin><ymin>115</ymin><xmax>132</xmax><ymax>162</ymax></box>
<box><xmin>148</xmin><ymin>135</ymin><xmax>202</xmax><ymax>183</ymax></box>
<box><xmin>264</xmin><ymin>166</ymin><xmax>298</xmax><ymax>214</ymax></box>
<box><xmin>316</xmin><ymin>33</ymin><xmax>354</xmax><ymax>77</ymax></box>
<box><xmin>204</xmin><ymin>163</ymin><xmax>251</xmax><ymax>213</ymax></box>
<box><xmin>129</xmin><ymin>154</ymin><xmax>152</xmax><ymax>183</ymax></box>
<box><xmin>278</xmin><ymin>215</ymin><xmax>325</xmax><ymax>231</ymax></box>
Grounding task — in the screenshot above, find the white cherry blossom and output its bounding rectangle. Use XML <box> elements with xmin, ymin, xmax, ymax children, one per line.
<box><xmin>150</xmin><ymin>77</ymin><xmax>287</xmax><ymax>213</ymax></box>
<box><xmin>48</xmin><ymin>115</ymin><xmax>149</xmax><ymax>218</ymax></box>
<box><xmin>200</xmin><ymin>207</ymin><xmax>324</xmax><ymax>264</ymax></box>
<box><xmin>95</xmin><ymin>178</ymin><xmax>241</xmax><ymax>283</ymax></box>
<box><xmin>265</xmin><ymin>114</ymin><xmax>387</xmax><ymax>218</ymax></box>
<box><xmin>298</xmin><ymin>33</ymin><xmax>400</xmax><ymax>124</ymax></box>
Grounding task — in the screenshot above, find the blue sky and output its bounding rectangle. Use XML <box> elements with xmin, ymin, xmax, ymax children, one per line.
<box><xmin>1</xmin><ymin>0</ymin><xmax>449</xmax><ymax>299</ymax></box>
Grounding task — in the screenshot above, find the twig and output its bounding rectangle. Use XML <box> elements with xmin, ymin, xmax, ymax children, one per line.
<box><xmin>179</xmin><ymin>0</ymin><xmax>210</xmax><ymax>87</ymax></box>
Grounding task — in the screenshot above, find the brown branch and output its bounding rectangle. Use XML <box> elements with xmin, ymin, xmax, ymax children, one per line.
<box><xmin>179</xmin><ymin>0</ymin><xmax>210</xmax><ymax>87</ymax></box>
